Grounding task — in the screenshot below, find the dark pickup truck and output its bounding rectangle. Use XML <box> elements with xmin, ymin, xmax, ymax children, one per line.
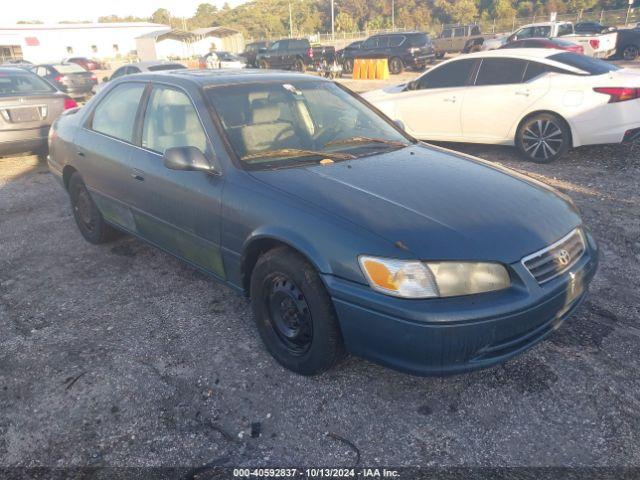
<box><xmin>255</xmin><ymin>38</ymin><xmax>336</xmax><ymax>71</ymax></box>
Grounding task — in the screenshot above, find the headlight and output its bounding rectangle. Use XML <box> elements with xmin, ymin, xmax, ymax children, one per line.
<box><xmin>358</xmin><ymin>256</ymin><xmax>510</xmax><ymax>299</ymax></box>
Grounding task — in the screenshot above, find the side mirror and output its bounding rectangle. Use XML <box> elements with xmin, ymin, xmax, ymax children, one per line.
<box><xmin>164</xmin><ymin>146</ymin><xmax>216</xmax><ymax>173</ymax></box>
<box><xmin>507</xmin><ymin>35</ymin><xmax>516</xmax><ymax>43</ymax></box>
<box><xmin>102</xmin><ymin>76</ymin><xmax>109</xmax><ymax>83</ymax></box>
<box><xmin>406</xmin><ymin>80</ymin><xmax>419</xmax><ymax>91</ymax></box>
<box><xmin>394</xmin><ymin>120</ymin><xmax>406</xmax><ymax>131</ymax></box>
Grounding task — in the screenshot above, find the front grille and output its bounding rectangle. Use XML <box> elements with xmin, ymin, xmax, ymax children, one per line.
<box><xmin>522</xmin><ymin>228</ymin><xmax>585</xmax><ymax>284</ymax></box>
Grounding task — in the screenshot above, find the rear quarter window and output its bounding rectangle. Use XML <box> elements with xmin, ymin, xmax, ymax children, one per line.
<box><xmin>549</xmin><ymin>52</ymin><xmax>620</xmax><ymax>75</ymax></box>
<box><xmin>409</xmin><ymin>33</ymin><xmax>429</xmax><ymax>47</ymax></box>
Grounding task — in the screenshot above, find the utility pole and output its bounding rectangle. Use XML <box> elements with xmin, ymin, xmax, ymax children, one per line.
<box><xmin>289</xmin><ymin>2</ymin><xmax>293</xmax><ymax>38</ymax></box>
<box><xmin>331</xmin><ymin>0</ymin><xmax>335</xmax><ymax>40</ymax></box>
<box><xmin>392</xmin><ymin>0</ymin><xmax>395</xmax><ymax>30</ymax></box>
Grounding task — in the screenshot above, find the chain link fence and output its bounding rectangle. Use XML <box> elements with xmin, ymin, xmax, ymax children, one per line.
<box><xmin>290</xmin><ymin>7</ymin><xmax>638</xmax><ymax>48</ymax></box>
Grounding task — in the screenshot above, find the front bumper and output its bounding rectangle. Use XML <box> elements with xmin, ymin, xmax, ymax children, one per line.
<box><xmin>323</xmin><ymin>233</ymin><xmax>599</xmax><ymax>376</ymax></box>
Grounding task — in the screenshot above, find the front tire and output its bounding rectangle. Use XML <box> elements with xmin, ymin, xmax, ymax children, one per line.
<box><xmin>293</xmin><ymin>58</ymin><xmax>305</xmax><ymax>72</ymax></box>
<box><xmin>68</xmin><ymin>172</ymin><xmax>119</xmax><ymax>244</ymax></box>
<box><xmin>258</xmin><ymin>59</ymin><xmax>269</xmax><ymax>69</ymax></box>
<box><xmin>342</xmin><ymin>58</ymin><xmax>354</xmax><ymax>74</ymax></box>
<box><xmin>250</xmin><ymin>247</ymin><xmax>345</xmax><ymax>375</ymax></box>
<box><xmin>388</xmin><ymin>57</ymin><xmax>403</xmax><ymax>74</ymax></box>
<box><xmin>515</xmin><ymin>113</ymin><xmax>571</xmax><ymax>163</ymax></box>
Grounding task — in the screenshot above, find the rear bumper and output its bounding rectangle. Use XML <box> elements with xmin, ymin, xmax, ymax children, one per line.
<box><xmin>0</xmin><ymin>127</ymin><xmax>48</xmax><ymax>156</ymax></box>
<box><xmin>59</xmin><ymin>85</ymin><xmax>94</xmax><ymax>98</ymax></box>
<box><xmin>323</xmin><ymin>234</ymin><xmax>599</xmax><ymax>376</ymax></box>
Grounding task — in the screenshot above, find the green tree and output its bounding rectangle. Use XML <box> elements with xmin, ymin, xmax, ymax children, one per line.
<box><xmin>151</xmin><ymin>8</ymin><xmax>172</xmax><ymax>25</ymax></box>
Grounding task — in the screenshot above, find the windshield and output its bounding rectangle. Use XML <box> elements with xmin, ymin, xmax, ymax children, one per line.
<box><xmin>55</xmin><ymin>64</ymin><xmax>86</xmax><ymax>73</ymax></box>
<box><xmin>0</xmin><ymin>72</ymin><xmax>55</xmax><ymax>96</ymax></box>
<box><xmin>206</xmin><ymin>81</ymin><xmax>412</xmax><ymax>169</ymax></box>
<box><xmin>549</xmin><ymin>52</ymin><xmax>620</xmax><ymax>75</ymax></box>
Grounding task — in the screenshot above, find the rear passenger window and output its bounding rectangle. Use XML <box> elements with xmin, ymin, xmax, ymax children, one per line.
<box><xmin>441</xmin><ymin>29</ymin><xmax>452</xmax><ymax>38</ymax></box>
<box><xmin>475</xmin><ymin>58</ymin><xmax>527</xmax><ymax>86</ymax></box>
<box><xmin>142</xmin><ymin>86</ymin><xmax>208</xmax><ymax>154</ymax></box>
<box><xmin>454</xmin><ymin>27</ymin><xmax>466</xmax><ymax>37</ymax></box>
<box><xmin>91</xmin><ymin>82</ymin><xmax>145</xmax><ymax>143</ymax></box>
<box><xmin>557</xmin><ymin>24</ymin><xmax>574</xmax><ymax>36</ymax></box>
<box><xmin>523</xmin><ymin>62</ymin><xmax>551</xmax><ymax>81</ymax></box>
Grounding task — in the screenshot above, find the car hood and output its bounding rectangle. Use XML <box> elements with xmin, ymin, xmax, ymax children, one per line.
<box><xmin>249</xmin><ymin>145</ymin><xmax>581</xmax><ymax>264</ymax></box>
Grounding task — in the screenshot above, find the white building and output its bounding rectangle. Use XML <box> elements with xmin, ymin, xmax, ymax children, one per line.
<box><xmin>0</xmin><ymin>23</ymin><xmax>170</xmax><ymax>63</ymax></box>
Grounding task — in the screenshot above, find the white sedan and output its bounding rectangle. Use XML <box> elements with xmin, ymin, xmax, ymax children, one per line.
<box><xmin>362</xmin><ymin>49</ymin><xmax>640</xmax><ymax>162</ymax></box>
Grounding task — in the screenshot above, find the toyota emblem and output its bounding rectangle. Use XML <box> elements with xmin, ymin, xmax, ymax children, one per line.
<box><xmin>556</xmin><ymin>249</ymin><xmax>571</xmax><ymax>267</ymax></box>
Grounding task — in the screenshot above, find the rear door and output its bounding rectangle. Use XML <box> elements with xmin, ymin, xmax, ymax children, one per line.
<box><xmin>74</xmin><ymin>81</ymin><xmax>147</xmax><ymax>231</ymax></box>
<box><xmin>394</xmin><ymin>58</ymin><xmax>477</xmax><ymax>139</ymax></box>
<box><xmin>452</xmin><ymin>27</ymin><xmax>468</xmax><ymax>51</ymax></box>
<box><xmin>126</xmin><ymin>84</ymin><xmax>226</xmax><ymax>278</ymax></box>
<box><xmin>461</xmin><ymin>58</ymin><xmax>551</xmax><ymax>142</ymax></box>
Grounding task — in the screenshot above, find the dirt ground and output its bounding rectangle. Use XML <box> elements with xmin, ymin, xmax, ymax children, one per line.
<box><xmin>1</xmin><ymin>68</ymin><xmax>640</xmax><ymax>473</ymax></box>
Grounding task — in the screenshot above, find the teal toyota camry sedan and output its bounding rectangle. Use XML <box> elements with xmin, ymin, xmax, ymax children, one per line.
<box><xmin>48</xmin><ymin>69</ymin><xmax>598</xmax><ymax>376</ymax></box>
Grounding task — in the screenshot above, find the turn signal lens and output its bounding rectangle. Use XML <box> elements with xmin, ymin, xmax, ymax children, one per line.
<box><xmin>594</xmin><ymin>87</ymin><xmax>640</xmax><ymax>103</ymax></box>
<box><xmin>359</xmin><ymin>256</ymin><xmax>510</xmax><ymax>299</ymax></box>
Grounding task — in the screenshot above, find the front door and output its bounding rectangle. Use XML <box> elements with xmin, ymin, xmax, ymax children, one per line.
<box><xmin>393</xmin><ymin>58</ymin><xmax>477</xmax><ymax>140</ymax></box>
<box><xmin>127</xmin><ymin>84</ymin><xmax>226</xmax><ymax>279</ymax></box>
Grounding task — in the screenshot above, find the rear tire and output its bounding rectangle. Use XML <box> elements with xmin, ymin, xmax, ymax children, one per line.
<box><xmin>435</xmin><ymin>51</ymin><xmax>445</xmax><ymax>59</ymax></box>
<box><xmin>389</xmin><ymin>57</ymin><xmax>403</xmax><ymax>74</ymax></box>
<box><xmin>622</xmin><ymin>45</ymin><xmax>639</xmax><ymax>61</ymax></box>
<box><xmin>250</xmin><ymin>247</ymin><xmax>345</xmax><ymax>376</ymax></box>
<box><xmin>515</xmin><ymin>113</ymin><xmax>571</xmax><ymax>164</ymax></box>
<box><xmin>68</xmin><ymin>172</ymin><xmax>119</xmax><ymax>244</ymax></box>
<box><xmin>258</xmin><ymin>59</ymin><xmax>269</xmax><ymax>69</ymax></box>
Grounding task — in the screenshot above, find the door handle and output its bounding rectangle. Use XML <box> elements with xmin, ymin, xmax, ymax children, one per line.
<box><xmin>443</xmin><ymin>97</ymin><xmax>456</xmax><ymax>103</ymax></box>
<box><xmin>77</xmin><ymin>151</ymin><xmax>85</xmax><ymax>157</ymax></box>
<box><xmin>130</xmin><ymin>169</ymin><xmax>145</xmax><ymax>181</ymax></box>
<box><xmin>515</xmin><ymin>91</ymin><xmax>530</xmax><ymax>97</ymax></box>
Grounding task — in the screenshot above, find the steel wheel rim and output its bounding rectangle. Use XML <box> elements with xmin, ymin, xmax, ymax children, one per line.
<box><xmin>265</xmin><ymin>274</ymin><xmax>313</xmax><ymax>355</ymax></box>
<box><xmin>74</xmin><ymin>188</ymin><xmax>95</xmax><ymax>231</ymax></box>
<box><xmin>521</xmin><ymin>119</ymin><xmax>564</xmax><ymax>161</ymax></box>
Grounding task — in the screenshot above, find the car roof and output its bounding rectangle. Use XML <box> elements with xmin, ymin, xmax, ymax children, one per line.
<box><xmin>463</xmin><ymin>48</ymin><xmax>566</xmax><ymax>60</ymax></box>
<box><xmin>118</xmin><ymin>69</ymin><xmax>326</xmax><ymax>88</ymax></box>
<box><xmin>437</xmin><ymin>48</ymin><xmax>589</xmax><ymax>74</ymax></box>
<box><xmin>0</xmin><ymin>66</ymin><xmax>35</xmax><ymax>74</ymax></box>
<box><xmin>118</xmin><ymin>61</ymin><xmax>185</xmax><ymax>70</ymax></box>
<box><xmin>519</xmin><ymin>21</ymin><xmax>572</xmax><ymax>28</ymax></box>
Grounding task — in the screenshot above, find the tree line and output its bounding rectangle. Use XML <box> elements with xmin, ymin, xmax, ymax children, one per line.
<box><xmin>93</xmin><ymin>0</ymin><xmax>636</xmax><ymax>38</ymax></box>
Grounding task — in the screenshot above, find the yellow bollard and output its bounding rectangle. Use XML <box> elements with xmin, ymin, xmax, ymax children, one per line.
<box><xmin>376</xmin><ymin>58</ymin><xmax>390</xmax><ymax>80</ymax></box>
<box><xmin>352</xmin><ymin>59</ymin><xmax>361</xmax><ymax>80</ymax></box>
<box><xmin>366</xmin><ymin>59</ymin><xmax>377</xmax><ymax>80</ymax></box>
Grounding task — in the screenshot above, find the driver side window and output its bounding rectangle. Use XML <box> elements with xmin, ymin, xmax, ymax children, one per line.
<box><xmin>417</xmin><ymin>59</ymin><xmax>476</xmax><ymax>89</ymax></box>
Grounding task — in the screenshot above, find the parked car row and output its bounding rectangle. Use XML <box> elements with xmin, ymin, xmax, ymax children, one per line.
<box><xmin>364</xmin><ymin>49</ymin><xmax>640</xmax><ymax>163</ymax></box>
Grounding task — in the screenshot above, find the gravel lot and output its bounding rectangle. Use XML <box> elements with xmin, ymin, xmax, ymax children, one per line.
<box><xmin>1</xmin><ymin>69</ymin><xmax>640</xmax><ymax>473</ymax></box>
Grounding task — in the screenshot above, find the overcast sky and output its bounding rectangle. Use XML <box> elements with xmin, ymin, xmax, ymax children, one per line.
<box><xmin>3</xmin><ymin>0</ymin><xmax>248</xmax><ymax>24</ymax></box>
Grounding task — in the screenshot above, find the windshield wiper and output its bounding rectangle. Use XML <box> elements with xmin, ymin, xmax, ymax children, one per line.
<box><xmin>324</xmin><ymin>136</ymin><xmax>410</xmax><ymax>148</ymax></box>
<box><xmin>242</xmin><ymin>148</ymin><xmax>356</xmax><ymax>162</ymax></box>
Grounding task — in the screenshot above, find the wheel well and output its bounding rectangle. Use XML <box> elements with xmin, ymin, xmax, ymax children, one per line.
<box><xmin>516</xmin><ymin>110</ymin><xmax>573</xmax><ymax>148</ymax></box>
<box><xmin>241</xmin><ymin>238</ymin><xmax>313</xmax><ymax>296</ymax></box>
<box><xmin>62</xmin><ymin>165</ymin><xmax>78</xmax><ymax>190</ymax></box>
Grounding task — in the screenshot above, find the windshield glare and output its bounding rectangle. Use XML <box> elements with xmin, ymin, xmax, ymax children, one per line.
<box><xmin>206</xmin><ymin>81</ymin><xmax>411</xmax><ymax>168</ymax></box>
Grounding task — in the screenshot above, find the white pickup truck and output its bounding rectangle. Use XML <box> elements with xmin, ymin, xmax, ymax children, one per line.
<box><xmin>486</xmin><ymin>21</ymin><xmax>618</xmax><ymax>58</ymax></box>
